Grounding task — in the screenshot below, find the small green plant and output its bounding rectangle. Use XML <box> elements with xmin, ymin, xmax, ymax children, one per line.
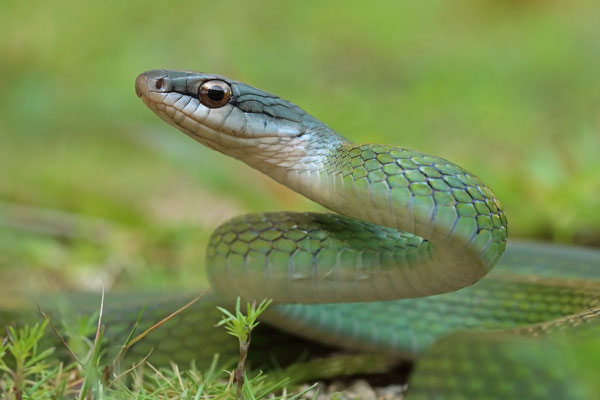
<box><xmin>1</xmin><ymin>294</ymin><xmax>320</xmax><ymax>399</ymax></box>
<box><xmin>216</xmin><ymin>297</ymin><xmax>273</xmax><ymax>397</ymax></box>
<box><xmin>0</xmin><ymin>320</ymin><xmax>66</xmax><ymax>399</ymax></box>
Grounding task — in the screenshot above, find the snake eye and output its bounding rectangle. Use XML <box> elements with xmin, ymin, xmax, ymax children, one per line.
<box><xmin>199</xmin><ymin>80</ymin><xmax>232</xmax><ymax>108</ymax></box>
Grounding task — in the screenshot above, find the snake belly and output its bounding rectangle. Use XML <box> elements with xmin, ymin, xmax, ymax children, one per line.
<box><xmin>134</xmin><ymin>70</ymin><xmax>600</xmax><ymax>399</ymax></box>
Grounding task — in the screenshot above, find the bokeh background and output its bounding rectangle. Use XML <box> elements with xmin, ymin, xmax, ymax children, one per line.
<box><xmin>1</xmin><ymin>0</ymin><xmax>599</xmax><ymax>296</ymax></box>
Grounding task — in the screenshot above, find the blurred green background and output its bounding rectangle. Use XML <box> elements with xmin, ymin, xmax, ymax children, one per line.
<box><xmin>1</xmin><ymin>0</ymin><xmax>599</xmax><ymax>295</ymax></box>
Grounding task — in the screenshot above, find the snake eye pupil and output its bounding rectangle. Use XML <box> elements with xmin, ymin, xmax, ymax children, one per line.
<box><xmin>199</xmin><ymin>80</ymin><xmax>232</xmax><ymax>108</ymax></box>
<box><xmin>208</xmin><ymin>87</ymin><xmax>225</xmax><ymax>101</ymax></box>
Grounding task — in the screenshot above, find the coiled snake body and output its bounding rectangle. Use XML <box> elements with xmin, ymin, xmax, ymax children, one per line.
<box><xmin>131</xmin><ymin>70</ymin><xmax>600</xmax><ymax>398</ymax></box>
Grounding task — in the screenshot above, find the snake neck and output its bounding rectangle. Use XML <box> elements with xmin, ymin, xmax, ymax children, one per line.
<box><xmin>248</xmin><ymin>133</ymin><xmax>507</xmax><ymax>275</ymax></box>
<box><xmin>238</xmin><ymin>121</ymin><xmax>351</xmax><ymax>195</ymax></box>
<box><xmin>240</xmin><ymin>126</ymin><xmax>415</xmax><ymax>234</ymax></box>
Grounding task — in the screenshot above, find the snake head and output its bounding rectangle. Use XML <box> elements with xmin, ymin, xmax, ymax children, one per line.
<box><xmin>134</xmin><ymin>70</ymin><xmax>329</xmax><ymax>161</ymax></box>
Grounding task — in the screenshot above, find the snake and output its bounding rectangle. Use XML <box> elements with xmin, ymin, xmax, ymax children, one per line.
<box><xmin>2</xmin><ymin>69</ymin><xmax>599</xmax><ymax>399</ymax></box>
<box><xmin>129</xmin><ymin>70</ymin><xmax>600</xmax><ymax>399</ymax></box>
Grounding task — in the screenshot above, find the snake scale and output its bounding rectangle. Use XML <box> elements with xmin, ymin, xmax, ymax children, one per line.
<box><xmin>4</xmin><ymin>69</ymin><xmax>599</xmax><ymax>399</ymax></box>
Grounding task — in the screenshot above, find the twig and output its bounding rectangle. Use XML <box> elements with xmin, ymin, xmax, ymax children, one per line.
<box><xmin>37</xmin><ymin>304</ymin><xmax>84</xmax><ymax>367</ymax></box>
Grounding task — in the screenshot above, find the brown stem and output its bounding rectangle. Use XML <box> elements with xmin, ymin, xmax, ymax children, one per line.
<box><xmin>234</xmin><ymin>330</ymin><xmax>251</xmax><ymax>399</ymax></box>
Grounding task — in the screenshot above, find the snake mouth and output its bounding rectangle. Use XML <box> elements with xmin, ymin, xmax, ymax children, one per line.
<box><xmin>135</xmin><ymin>72</ymin><xmax>210</xmax><ymax>135</ymax></box>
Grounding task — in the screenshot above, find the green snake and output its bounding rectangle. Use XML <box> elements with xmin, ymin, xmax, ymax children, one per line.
<box><xmin>130</xmin><ymin>70</ymin><xmax>600</xmax><ymax>398</ymax></box>
<box><xmin>4</xmin><ymin>69</ymin><xmax>599</xmax><ymax>398</ymax></box>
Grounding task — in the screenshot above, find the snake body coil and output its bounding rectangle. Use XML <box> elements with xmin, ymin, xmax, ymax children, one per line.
<box><xmin>134</xmin><ymin>70</ymin><xmax>600</xmax><ymax>399</ymax></box>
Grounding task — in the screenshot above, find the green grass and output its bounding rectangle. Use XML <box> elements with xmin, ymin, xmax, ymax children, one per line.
<box><xmin>0</xmin><ymin>298</ymin><xmax>319</xmax><ymax>399</ymax></box>
<box><xmin>0</xmin><ymin>295</ymin><xmax>398</xmax><ymax>398</ymax></box>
